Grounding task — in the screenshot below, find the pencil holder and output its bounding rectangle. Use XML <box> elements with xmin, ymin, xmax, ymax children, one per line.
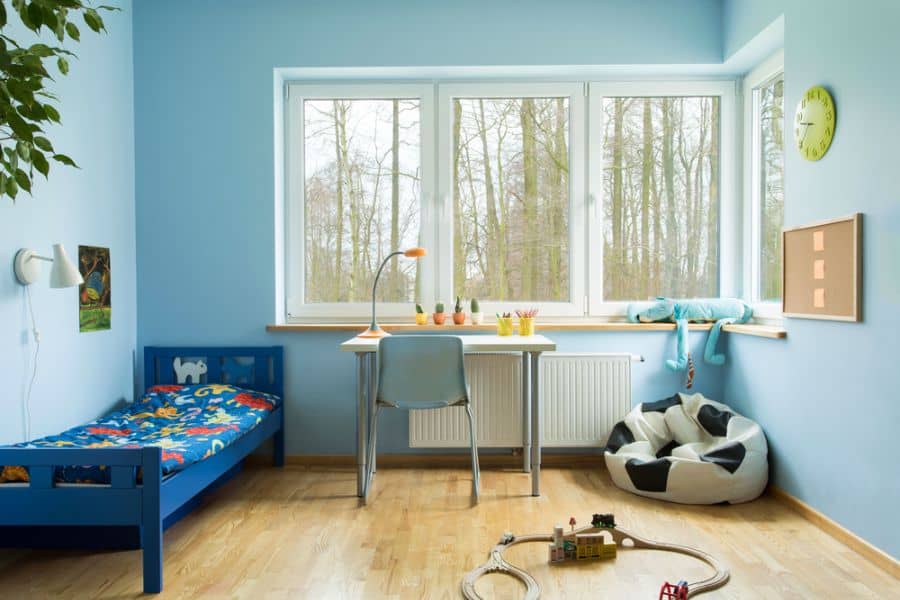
<box><xmin>497</xmin><ymin>317</ymin><xmax>514</xmax><ymax>336</ymax></box>
<box><xmin>518</xmin><ymin>317</ymin><xmax>535</xmax><ymax>336</ymax></box>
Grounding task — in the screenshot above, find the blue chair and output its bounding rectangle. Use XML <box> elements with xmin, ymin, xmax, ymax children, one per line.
<box><xmin>366</xmin><ymin>335</ymin><xmax>480</xmax><ymax>499</ymax></box>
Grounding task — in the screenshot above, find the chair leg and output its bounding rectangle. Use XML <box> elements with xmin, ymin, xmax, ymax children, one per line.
<box><xmin>465</xmin><ymin>403</ymin><xmax>480</xmax><ymax>498</ymax></box>
<box><xmin>364</xmin><ymin>405</ymin><xmax>380</xmax><ymax>501</ymax></box>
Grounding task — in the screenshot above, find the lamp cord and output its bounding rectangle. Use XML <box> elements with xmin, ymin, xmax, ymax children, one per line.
<box><xmin>24</xmin><ymin>285</ymin><xmax>40</xmax><ymax>442</ymax></box>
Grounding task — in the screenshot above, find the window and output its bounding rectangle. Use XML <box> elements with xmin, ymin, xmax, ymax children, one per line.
<box><xmin>452</xmin><ymin>96</ymin><xmax>570</xmax><ymax>302</ymax></box>
<box><xmin>744</xmin><ymin>52</ymin><xmax>785</xmax><ymax>310</ymax></box>
<box><xmin>599</xmin><ymin>96</ymin><xmax>720</xmax><ymax>301</ymax></box>
<box><xmin>283</xmin><ymin>79</ymin><xmax>734</xmax><ymax>321</ymax></box>
<box><xmin>285</xmin><ymin>84</ymin><xmax>434</xmax><ymax>319</ymax></box>
<box><xmin>302</xmin><ymin>98</ymin><xmax>422</xmax><ymax>303</ymax></box>
<box><xmin>438</xmin><ymin>83</ymin><xmax>585</xmax><ymax>316</ymax></box>
<box><xmin>757</xmin><ymin>75</ymin><xmax>785</xmax><ymax>301</ymax></box>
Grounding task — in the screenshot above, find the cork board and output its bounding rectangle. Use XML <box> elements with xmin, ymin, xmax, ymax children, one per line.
<box><xmin>782</xmin><ymin>213</ymin><xmax>862</xmax><ymax>321</ymax></box>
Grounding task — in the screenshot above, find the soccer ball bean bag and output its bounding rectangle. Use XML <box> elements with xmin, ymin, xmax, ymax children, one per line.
<box><xmin>604</xmin><ymin>393</ymin><xmax>768</xmax><ymax>504</ymax></box>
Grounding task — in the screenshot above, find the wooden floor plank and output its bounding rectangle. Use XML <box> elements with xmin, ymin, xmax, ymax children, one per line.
<box><xmin>0</xmin><ymin>465</ymin><xmax>896</xmax><ymax>599</ymax></box>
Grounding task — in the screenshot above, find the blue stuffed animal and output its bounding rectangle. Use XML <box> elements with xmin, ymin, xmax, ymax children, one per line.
<box><xmin>627</xmin><ymin>298</ymin><xmax>752</xmax><ymax>372</ymax></box>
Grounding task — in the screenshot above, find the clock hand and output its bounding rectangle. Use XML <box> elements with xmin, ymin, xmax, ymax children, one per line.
<box><xmin>799</xmin><ymin>121</ymin><xmax>814</xmax><ymax>144</ymax></box>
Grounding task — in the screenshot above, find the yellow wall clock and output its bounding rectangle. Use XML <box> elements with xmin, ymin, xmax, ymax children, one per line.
<box><xmin>794</xmin><ymin>85</ymin><xmax>836</xmax><ymax>161</ymax></box>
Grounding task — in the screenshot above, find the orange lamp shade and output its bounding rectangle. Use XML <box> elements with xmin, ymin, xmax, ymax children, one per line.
<box><xmin>404</xmin><ymin>247</ymin><xmax>426</xmax><ymax>258</ymax></box>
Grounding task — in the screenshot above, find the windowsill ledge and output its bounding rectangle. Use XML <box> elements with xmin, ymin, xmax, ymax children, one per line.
<box><xmin>266</xmin><ymin>322</ymin><xmax>786</xmax><ymax>339</ymax></box>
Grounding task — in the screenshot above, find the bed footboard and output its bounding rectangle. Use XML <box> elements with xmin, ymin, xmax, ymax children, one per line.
<box><xmin>0</xmin><ymin>446</ymin><xmax>164</xmax><ymax>593</ymax></box>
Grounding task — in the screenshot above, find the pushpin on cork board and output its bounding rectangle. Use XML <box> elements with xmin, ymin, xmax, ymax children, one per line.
<box><xmin>782</xmin><ymin>213</ymin><xmax>862</xmax><ymax>321</ymax></box>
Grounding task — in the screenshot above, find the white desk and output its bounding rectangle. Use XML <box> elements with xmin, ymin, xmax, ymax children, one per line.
<box><xmin>340</xmin><ymin>334</ymin><xmax>557</xmax><ymax>499</ymax></box>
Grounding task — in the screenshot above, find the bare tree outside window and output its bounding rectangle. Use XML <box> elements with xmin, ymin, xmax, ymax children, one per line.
<box><xmin>759</xmin><ymin>76</ymin><xmax>785</xmax><ymax>301</ymax></box>
<box><xmin>303</xmin><ymin>99</ymin><xmax>422</xmax><ymax>303</ymax></box>
<box><xmin>601</xmin><ymin>97</ymin><xmax>720</xmax><ymax>301</ymax></box>
<box><xmin>453</xmin><ymin>97</ymin><xmax>570</xmax><ymax>302</ymax></box>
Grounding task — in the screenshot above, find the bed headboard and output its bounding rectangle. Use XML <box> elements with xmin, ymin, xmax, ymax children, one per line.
<box><xmin>143</xmin><ymin>346</ymin><xmax>284</xmax><ymax>398</ymax></box>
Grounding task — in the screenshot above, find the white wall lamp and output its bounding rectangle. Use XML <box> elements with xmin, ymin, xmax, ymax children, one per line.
<box><xmin>14</xmin><ymin>244</ymin><xmax>84</xmax><ymax>288</ymax></box>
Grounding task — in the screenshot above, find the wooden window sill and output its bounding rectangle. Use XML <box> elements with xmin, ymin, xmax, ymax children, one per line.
<box><xmin>266</xmin><ymin>322</ymin><xmax>786</xmax><ymax>339</ymax></box>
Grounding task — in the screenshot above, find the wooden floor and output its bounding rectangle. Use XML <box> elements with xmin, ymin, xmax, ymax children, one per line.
<box><xmin>0</xmin><ymin>465</ymin><xmax>896</xmax><ymax>598</ymax></box>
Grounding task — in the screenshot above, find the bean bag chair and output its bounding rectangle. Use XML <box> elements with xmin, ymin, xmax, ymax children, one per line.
<box><xmin>604</xmin><ymin>393</ymin><xmax>768</xmax><ymax>504</ymax></box>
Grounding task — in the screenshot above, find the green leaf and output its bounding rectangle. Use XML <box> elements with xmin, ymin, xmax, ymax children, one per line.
<box><xmin>53</xmin><ymin>153</ymin><xmax>78</xmax><ymax>168</ymax></box>
<box><xmin>57</xmin><ymin>56</ymin><xmax>68</xmax><ymax>75</ymax></box>
<box><xmin>34</xmin><ymin>136</ymin><xmax>53</xmax><ymax>152</ymax></box>
<box><xmin>7</xmin><ymin>176</ymin><xmax>18</xmax><ymax>199</ymax></box>
<box><xmin>14</xmin><ymin>168</ymin><xmax>30</xmax><ymax>193</ymax></box>
<box><xmin>43</xmin><ymin>103</ymin><xmax>60</xmax><ymax>123</ymax></box>
<box><xmin>7</xmin><ymin>112</ymin><xmax>33</xmax><ymax>142</ymax></box>
<box><xmin>0</xmin><ymin>173</ymin><xmax>7</xmax><ymax>197</ymax></box>
<box><xmin>41</xmin><ymin>6</ymin><xmax>59</xmax><ymax>34</ymax></box>
<box><xmin>27</xmin><ymin>43</ymin><xmax>55</xmax><ymax>58</ymax></box>
<box><xmin>0</xmin><ymin>3</ymin><xmax>7</xmax><ymax>29</ymax></box>
<box><xmin>16</xmin><ymin>141</ymin><xmax>30</xmax><ymax>161</ymax></box>
<box><xmin>83</xmin><ymin>9</ymin><xmax>102</xmax><ymax>33</ymax></box>
<box><xmin>65</xmin><ymin>22</ymin><xmax>80</xmax><ymax>41</ymax></box>
<box><xmin>4</xmin><ymin>146</ymin><xmax>19</xmax><ymax>171</ymax></box>
<box><xmin>27</xmin><ymin>3</ymin><xmax>42</xmax><ymax>29</ymax></box>
<box><xmin>32</xmin><ymin>149</ymin><xmax>49</xmax><ymax>177</ymax></box>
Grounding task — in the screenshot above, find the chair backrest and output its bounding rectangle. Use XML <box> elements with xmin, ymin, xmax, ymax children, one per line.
<box><xmin>376</xmin><ymin>335</ymin><xmax>468</xmax><ymax>409</ymax></box>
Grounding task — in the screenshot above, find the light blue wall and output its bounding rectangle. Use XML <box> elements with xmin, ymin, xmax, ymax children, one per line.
<box><xmin>723</xmin><ymin>0</ymin><xmax>900</xmax><ymax>559</ymax></box>
<box><xmin>0</xmin><ymin>2</ymin><xmax>135</xmax><ymax>444</ymax></box>
<box><xmin>721</xmin><ymin>0</ymin><xmax>783</xmax><ymax>60</ymax></box>
<box><xmin>132</xmin><ymin>0</ymin><xmax>729</xmax><ymax>455</ymax></box>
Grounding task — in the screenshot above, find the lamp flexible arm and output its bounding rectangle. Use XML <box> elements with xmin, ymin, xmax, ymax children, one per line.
<box><xmin>370</xmin><ymin>251</ymin><xmax>405</xmax><ymax>330</ymax></box>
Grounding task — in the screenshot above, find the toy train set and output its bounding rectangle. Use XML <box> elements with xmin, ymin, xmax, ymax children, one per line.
<box><xmin>461</xmin><ymin>513</ymin><xmax>729</xmax><ymax>599</ymax></box>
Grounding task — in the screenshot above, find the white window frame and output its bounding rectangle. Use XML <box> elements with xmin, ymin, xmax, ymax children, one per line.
<box><xmin>742</xmin><ymin>50</ymin><xmax>784</xmax><ymax>319</ymax></box>
<box><xmin>587</xmin><ymin>81</ymin><xmax>739</xmax><ymax>316</ymax></box>
<box><xmin>280</xmin><ymin>77</ymin><xmax>739</xmax><ymax>323</ymax></box>
<box><xmin>436</xmin><ymin>82</ymin><xmax>587</xmax><ymax>318</ymax></box>
<box><xmin>284</xmin><ymin>83</ymin><xmax>436</xmax><ymax>320</ymax></box>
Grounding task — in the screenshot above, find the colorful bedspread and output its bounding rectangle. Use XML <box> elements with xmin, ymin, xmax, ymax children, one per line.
<box><xmin>0</xmin><ymin>384</ymin><xmax>281</xmax><ymax>484</ymax></box>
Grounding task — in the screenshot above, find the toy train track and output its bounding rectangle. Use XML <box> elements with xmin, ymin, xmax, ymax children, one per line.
<box><xmin>461</xmin><ymin>515</ymin><xmax>729</xmax><ymax>599</ymax></box>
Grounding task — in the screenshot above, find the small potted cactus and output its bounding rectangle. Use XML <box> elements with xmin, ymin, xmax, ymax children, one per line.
<box><xmin>415</xmin><ymin>303</ymin><xmax>428</xmax><ymax>325</ymax></box>
<box><xmin>433</xmin><ymin>302</ymin><xmax>446</xmax><ymax>325</ymax></box>
<box><xmin>470</xmin><ymin>298</ymin><xmax>483</xmax><ymax>325</ymax></box>
<box><xmin>452</xmin><ymin>296</ymin><xmax>466</xmax><ymax>325</ymax></box>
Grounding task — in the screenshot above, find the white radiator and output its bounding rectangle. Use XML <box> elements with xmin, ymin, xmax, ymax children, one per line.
<box><xmin>409</xmin><ymin>353</ymin><xmax>633</xmax><ymax>448</ymax></box>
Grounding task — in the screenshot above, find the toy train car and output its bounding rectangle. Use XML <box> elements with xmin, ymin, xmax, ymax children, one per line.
<box><xmin>659</xmin><ymin>580</ymin><xmax>689</xmax><ymax>600</ymax></box>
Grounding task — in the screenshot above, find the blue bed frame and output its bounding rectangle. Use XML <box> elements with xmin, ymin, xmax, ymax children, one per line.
<box><xmin>0</xmin><ymin>346</ymin><xmax>285</xmax><ymax>593</ymax></box>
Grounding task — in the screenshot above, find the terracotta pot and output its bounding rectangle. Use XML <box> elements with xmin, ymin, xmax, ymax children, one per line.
<box><xmin>432</xmin><ymin>312</ymin><xmax>446</xmax><ymax>325</ymax></box>
<box><xmin>415</xmin><ymin>313</ymin><xmax>428</xmax><ymax>325</ymax></box>
<box><xmin>452</xmin><ymin>312</ymin><xmax>466</xmax><ymax>325</ymax></box>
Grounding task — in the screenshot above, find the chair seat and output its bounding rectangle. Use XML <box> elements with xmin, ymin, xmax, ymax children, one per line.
<box><xmin>380</xmin><ymin>392</ymin><xmax>468</xmax><ymax>410</ymax></box>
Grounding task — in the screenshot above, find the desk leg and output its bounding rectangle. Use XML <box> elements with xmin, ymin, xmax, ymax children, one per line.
<box><xmin>356</xmin><ymin>352</ymin><xmax>368</xmax><ymax>498</ymax></box>
<box><xmin>521</xmin><ymin>352</ymin><xmax>531</xmax><ymax>473</ymax></box>
<box><xmin>530</xmin><ymin>351</ymin><xmax>542</xmax><ymax>497</ymax></box>
<box><xmin>368</xmin><ymin>353</ymin><xmax>377</xmax><ymax>476</ymax></box>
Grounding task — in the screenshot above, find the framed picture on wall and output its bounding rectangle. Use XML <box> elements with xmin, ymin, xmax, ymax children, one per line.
<box><xmin>78</xmin><ymin>245</ymin><xmax>111</xmax><ymax>332</ymax></box>
<box><xmin>782</xmin><ymin>213</ymin><xmax>862</xmax><ymax>321</ymax></box>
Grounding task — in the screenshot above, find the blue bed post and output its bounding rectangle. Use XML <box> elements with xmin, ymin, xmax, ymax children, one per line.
<box><xmin>272</xmin><ymin>347</ymin><xmax>285</xmax><ymax>467</ymax></box>
<box><xmin>274</xmin><ymin>410</ymin><xmax>285</xmax><ymax>467</ymax></box>
<box><xmin>141</xmin><ymin>446</ymin><xmax>163</xmax><ymax>593</ymax></box>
